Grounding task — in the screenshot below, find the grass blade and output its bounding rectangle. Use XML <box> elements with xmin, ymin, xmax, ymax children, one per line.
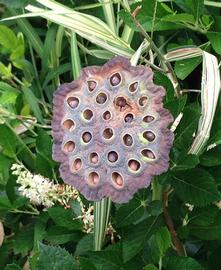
<box><xmin>71</xmin><ymin>32</ymin><xmax>81</xmax><ymax>80</ymax></box>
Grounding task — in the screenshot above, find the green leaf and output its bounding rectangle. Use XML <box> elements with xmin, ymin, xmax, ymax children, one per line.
<box><xmin>171</xmin><ymin>153</ymin><xmax>199</xmax><ymax>171</ymax></box>
<box><xmin>207</xmin><ymin>32</ymin><xmax>221</xmax><ymax>54</ymax></box>
<box><xmin>166</xmin><ymin>256</ymin><xmax>203</xmax><ymax>270</ymax></box>
<box><xmin>0</xmin><ymin>124</ymin><xmax>17</xmax><ymax>158</ymax></box>
<box><xmin>200</xmin><ymin>145</ymin><xmax>221</xmax><ymax>166</ymax></box>
<box><xmin>0</xmin><ymin>25</ymin><xmax>17</xmax><ymax>51</ymax></box>
<box><xmin>14</xmin><ymin>224</ymin><xmax>34</xmax><ymax>254</ymax></box>
<box><xmin>144</xmin><ymin>265</ymin><xmax>158</xmax><ymax>270</ymax></box>
<box><xmin>165</xmin><ymin>95</ymin><xmax>187</xmax><ymax>118</ymax></box>
<box><xmin>172</xmin><ymin>168</ymin><xmax>220</xmax><ymax>206</ymax></box>
<box><xmin>75</xmin><ymin>234</ymin><xmax>93</xmax><ymax>256</ymax></box>
<box><xmin>36</xmin><ymin>129</ymin><xmax>52</xmax><ymax>159</ymax></box>
<box><xmin>174</xmin><ymin>57</ymin><xmax>202</xmax><ymax>80</ymax></box>
<box><xmin>0</xmin><ymin>155</ymin><xmax>11</xmax><ymax>186</ymax></box>
<box><xmin>47</xmin><ymin>206</ymin><xmax>82</xmax><ymax>230</ymax></box>
<box><xmin>174</xmin><ymin>104</ymin><xmax>201</xmax><ymax>151</ymax></box>
<box><xmin>22</xmin><ymin>87</ymin><xmax>44</xmax><ymax>123</ymax></box>
<box><xmin>155</xmin><ymin>227</ymin><xmax>172</xmax><ymax>256</ymax></box>
<box><xmin>162</xmin><ymin>13</ymin><xmax>195</xmax><ymax>25</ymax></box>
<box><xmin>36</xmin><ymin>243</ymin><xmax>77</xmax><ymax>270</ymax></box>
<box><xmin>122</xmin><ymin>215</ymin><xmax>163</xmax><ymax>262</ymax></box>
<box><xmin>5</xmin><ymin>264</ymin><xmax>22</xmax><ymax>270</ymax></box>
<box><xmin>188</xmin><ymin>205</ymin><xmax>219</xmax><ymax>226</ymax></box>
<box><xmin>116</xmin><ymin>192</ymin><xmax>148</xmax><ymax>227</ymax></box>
<box><xmin>0</xmin><ymin>0</ymin><xmax>33</xmax><ymax>8</ymax></box>
<box><xmin>79</xmin><ymin>257</ymin><xmax>97</xmax><ymax>270</ymax></box>
<box><xmin>0</xmin><ymin>62</ymin><xmax>12</xmax><ymax>80</ymax></box>
<box><xmin>189</xmin><ymin>212</ymin><xmax>221</xmax><ymax>240</ymax></box>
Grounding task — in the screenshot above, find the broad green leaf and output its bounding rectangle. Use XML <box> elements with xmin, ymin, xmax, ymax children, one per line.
<box><xmin>36</xmin><ymin>129</ymin><xmax>52</xmax><ymax>158</ymax></box>
<box><xmin>0</xmin><ymin>24</ymin><xmax>17</xmax><ymax>50</ymax></box>
<box><xmin>79</xmin><ymin>257</ymin><xmax>97</xmax><ymax>270</ymax></box>
<box><xmin>14</xmin><ymin>224</ymin><xmax>34</xmax><ymax>254</ymax></box>
<box><xmin>0</xmin><ymin>90</ymin><xmax>18</xmax><ymax>105</ymax></box>
<box><xmin>174</xmin><ymin>104</ymin><xmax>201</xmax><ymax>151</ymax></box>
<box><xmin>0</xmin><ymin>0</ymin><xmax>33</xmax><ymax>8</ymax></box>
<box><xmin>166</xmin><ymin>256</ymin><xmax>203</xmax><ymax>270</ymax></box>
<box><xmin>155</xmin><ymin>227</ymin><xmax>172</xmax><ymax>256</ymax></box>
<box><xmin>0</xmin><ymin>124</ymin><xmax>17</xmax><ymax>158</ymax></box>
<box><xmin>207</xmin><ymin>32</ymin><xmax>221</xmax><ymax>54</ymax></box>
<box><xmin>45</xmin><ymin>226</ymin><xmax>81</xmax><ymax>245</ymax></box>
<box><xmin>200</xmin><ymin>145</ymin><xmax>221</xmax><ymax>166</ymax></box>
<box><xmin>36</xmin><ymin>243</ymin><xmax>77</xmax><ymax>270</ymax></box>
<box><xmin>47</xmin><ymin>206</ymin><xmax>82</xmax><ymax>230</ymax></box>
<box><xmin>188</xmin><ymin>205</ymin><xmax>219</xmax><ymax>226</ymax></box>
<box><xmin>172</xmin><ymin>168</ymin><xmax>220</xmax><ymax>206</ymax></box>
<box><xmin>171</xmin><ymin>153</ymin><xmax>199</xmax><ymax>171</ymax></box>
<box><xmin>174</xmin><ymin>57</ymin><xmax>202</xmax><ymax>80</ymax></box>
<box><xmin>22</xmin><ymin>87</ymin><xmax>44</xmax><ymax>123</ymax></box>
<box><xmin>0</xmin><ymin>62</ymin><xmax>12</xmax><ymax>80</ymax></box>
<box><xmin>162</xmin><ymin>13</ymin><xmax>195</xmax><ymax>25</ymax></box>
<box><xmin>165</xmin><ymin>95</ymin><xmax>187</xmax><ymax>118</ymax></box>
<box><xmin>122</xmin><ymin>215</ymin><xmax>163</xmax><ymax>262</ymax></box>
<box><xmin>75</xmin><ymin>234</ymin><xmax>93</xmax><ymax>256</ymax></box>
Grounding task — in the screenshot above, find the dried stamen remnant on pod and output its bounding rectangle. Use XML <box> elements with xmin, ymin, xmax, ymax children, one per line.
<box><xmin>52</xmin><ymin>56</ymin><xmax>174</xmax><ymax>203</ymax></box>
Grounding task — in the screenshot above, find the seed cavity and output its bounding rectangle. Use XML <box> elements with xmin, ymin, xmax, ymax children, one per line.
<box><xmin>141</xmin><ymin>149</ymin><xmax>156</xmax><ymax>159</ymax></box>
<box><xmin>89</xmin><ymin>152</ymin><xmax>99</xmax><ymax>164</ymax></box>
<box><xmin>108</xmin><ymin>151</ymin><xmax>118</xmax><ymax>163</ymax></box>
<box><xmin>63</xmin><ymin>141</ymin><xmax>75</xmax><ymax>153</ymax></box>
<box><xmin>128</xmin><ymin>159</ymin><xmax>141</xmax><ymax>172</ymax></box>
<box><xmin>138</xmin><ymin>96</ymin><xmax>148</xmax><ymax>107</ymax></box>
<box><xmin>83</xmin><ymin>109</ymin><xmax>93</xmax><ymax>121</ymax></box>
<box><xmin>87</xmin><ymin>80</ymin><xmax>97</xmax><ymax>92</ymax></box>
<box><xmin>112</xmin><ymin>172</ymin><xmax>123</xmax><ymax>188</ymax></box>
<box><xmin>114</xmin><ymin>96</ymin><xmax>130</xmax><ymax>111</ymax></box>
<box><xmin>67</xmin><ymin>97</ymin><xmax>79</xmax><ymax>109</ymax></box>
<box><xmin>96</xmin><ymin>92</ymin><xmax>107</xmax><ymax>104</ymax></box>
<box><xmin>88</xmin><ymin>172</ymin><xmax>99</xmax><ymax>186</ymax></box>
<box><xmin>103</xmin><ymin>128</ymin><xmax>114</xmax><ymax>140</ymax></box>
<box><xmin>72</xmin><ymin>158</ymin><xmax>82</xmax><ymax>172</ymax></box>
<box><xmin>124</xmin><ymin>113</ymin><xmax>134</xmax><ymax>123</ymax></box>
<box><xmin>143</xmin><ymin>115</ymin><xmax>155</xmax><ymax>123</ymax></box>
<box><xmin>110</xmin><ymin>72</ymin><xmax>121</xmax><ymax>86</ymax></box>
<box><xmin>62</xmin><ymin>119</ymin><xmax>75</xmax><ymax>131</ymax></box>
<box><xmin>129</xmin><ymin>81</ymin><xmax>138</xmax><ymax>93</ymax></box>
<box><xmin>103</xmin><ymin>111</ymin><xmax>111</xmax><ymax>120</ymax></box>
<box><xmin>123</xmin><ymin>134</ymin><xmax>133</xmax><ymax>146</ymax></box>
<box><xmin>82</xmin><ymin>131</ymin><xmax>92</xmax><ymax>143</ymax></box>
<box><xmin>143</xmin><ymin>131</ymin><xmax>155</xmax><ymax>142</ymax></box>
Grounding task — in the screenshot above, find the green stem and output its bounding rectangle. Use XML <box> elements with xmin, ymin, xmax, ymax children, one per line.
<box><xmin>152</xmin><ymin>178</ymin><xmax>163</xmax><ymax>201</ymax></box>
<box><xmin>94</xmin><ymin>197</ymin><xmax>112</xmax><ymax>251</ymax></box>
<box><xmin>99</xmin><ymin>0</ymin><xmax>117</xmax><ymax>34</ymax></box>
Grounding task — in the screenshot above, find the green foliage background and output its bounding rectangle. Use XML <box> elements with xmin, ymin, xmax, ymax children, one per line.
<box><xmin>0</xmin><ymin>0</ymin><xmax>221</xmax><ymax>269</ymax></box>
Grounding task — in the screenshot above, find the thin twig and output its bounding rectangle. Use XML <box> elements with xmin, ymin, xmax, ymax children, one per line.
<box><xmin>163</xmin><ymin>190</ymin><xmax>186</xmax><ymax>256</ymax></box>
<box><xmin>129</xmin><ymin>5</ymin><xmax>181</xmax><ymax>96</ymax></box>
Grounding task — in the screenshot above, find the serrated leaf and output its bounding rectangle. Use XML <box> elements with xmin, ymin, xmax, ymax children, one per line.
<box><xmin>200</xmin><ymin>145</ymin><xmax>221</xmax><ymax>166</ymax></box>
<box><xmin>36</xmin><ymin>243</ymin><xmax>77</xmax><ymax>270</ymax></box>
<box><xmin>75</xmin><ymin>234</ymin><xmax>93</xmax><ymax>256</ymax></box>
<box><xmin>166</xmin><ymin>256</ymin><xmax>203</xmax><ymax>270</ymax></box>
<box><xmin>172</xmin><ymin>168</ymin><xmax>220</xmax><ymax>206</ymax></box>
<box><xmin>171</xmin><ymin>153</ymin><xmax>199</xmax><ymax>171</ymax></box>
<box><xmin>188</xmin><ymin>205</ymin><xmax>219</xmax><ymax>226</ymax></box>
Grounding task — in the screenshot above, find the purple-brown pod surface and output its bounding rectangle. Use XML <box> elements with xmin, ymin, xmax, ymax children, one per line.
<box><xmin>52</xmin><ymin>56</ymin><xmax>174</xmax><ymax>203</ymax></box>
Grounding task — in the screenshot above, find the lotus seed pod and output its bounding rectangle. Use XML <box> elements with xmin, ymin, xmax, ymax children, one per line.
<box><xmin>52</xmin><ymin>56</ymin><xmax>174</xmax><ymax>203</ymax></box>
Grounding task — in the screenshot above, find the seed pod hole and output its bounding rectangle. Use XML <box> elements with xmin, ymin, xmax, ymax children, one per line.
<box><xmin>83</xmin><ymin>109</ymin><xmax>93</xmax><ymax>121</ymax></box>
<box><xmin>82</xmin><ymin>131</ymin><xmax>92</xmax><ymax>143</ymax></box>
<box><xmin>87</xmin><ymin>80</ymin><xmax>97</xmax><ymax>92</ymax></box>
<box><xmin>143</xmin><ymin>131</ymin><xmax>155</xmax><ymax>142</ymax></box>
<box><xmin>143</xmin><ymin>115</ymin><xmax>155</xmax><ymax>123</ymax></box>
<box><xmin>128</xmin><ymin>159</ymin><xmax>141</xmax><ymax>172</ymax></box>
<box><xmin>141</xmin><ymin>149</ymin><xmax>156</xmax><ymax>159</ymax></box>
<box><xmin>63</xmin><ymin>141</ymin><xmax>75</xmax><ymax>153</ymax></box>
<box><xmin>89</xmin><ymin>152</ymin><xmax>99</xmax><ymax>164</ymax></box>
<box><xmin>88</xmin><ymin>172</ymin><xmax>99</xmax><ymax>185</ymax></box>
<box><xmin>72</xmin><ymin>158</ymin><xmax>82</xmax><ymax>172</ymax></box>
<box><xmin>115</xmin><ymin>96</ymin><xmax>127</xmax><ymax>108</ymax></box>
<box><xmin>138</xmin><ymin>96</ymin><xmax>148</xmax><ymax>107</ymax></box>
<box><xmin>110</xmin><ymin>72</ymin><xmax>121</xmax><ymax>86</ymax></box>
<box><xmin>62</xmin><ymin>119</ymin><xmax>75</xmax><ymax>131</ymax></box>
<box><xmin>129</xmin><ymin>81</ymin><xmax>138</xmax><ymax>93</ymax></box>
<box><xmin>112</xmin><ymin>172</ymin><xmax>123</xmax><ymax>187</ymax></box>
<box><xmin>108</xmin><ymin>151</ymin><xmax>118</xmax><ymax>163</ymax></box>
<box><xmin>96</xmin><ymin>92</ymin><xmax>107</xmax><ymax>104</ymax></box>
<box><xmin>103</xmin><ymin>128</ymin><xmax>114</xmax><ymax>140</ymax></box>
<box><xmin>103</xmin><ymin>111</ymin><xmax>111</xmax><ymax>120</ymax></box>
<box><xmin>123</xmin><ymin>134</ymin><xmax>133</xmax><ymax>146</ymax></box>
<box><xmin>124</xmin><ymin>113</ymin><xmax>134</xmax><ymax>123</ymax></box>
<box><xmin>67</xmin><ymin>97</ymin><xmax>79</xmax><ymax>109</ymax></box>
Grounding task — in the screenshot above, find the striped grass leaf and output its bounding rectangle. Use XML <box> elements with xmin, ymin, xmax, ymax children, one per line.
<box><xmin>165</xmin><ymin>47</ymin><xmax>221</xmax><ymax>155</ymax></box>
